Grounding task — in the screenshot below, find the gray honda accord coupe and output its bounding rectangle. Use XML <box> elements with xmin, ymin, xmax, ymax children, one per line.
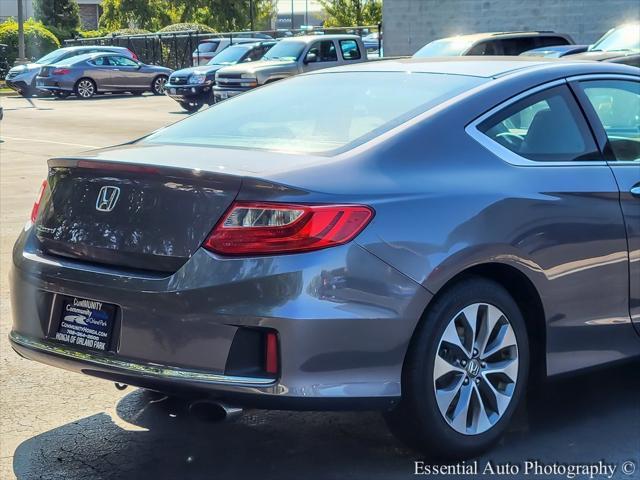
<box><xmin>36</xmin><ymin>52</ymin><xmax>172</xmax><ymax>98</ymax></box>
<box><xmin>10</xmin><ymin>57</ymin><xmax>640</xmax><ymax>459</ymax></box>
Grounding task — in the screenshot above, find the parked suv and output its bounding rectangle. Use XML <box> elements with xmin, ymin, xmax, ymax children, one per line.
<box><xmin>5</xmin><ymin>46</ymin><xmax>137</xmax><ymax>96</ymax></box>
<box><xmin>564</xmin><ymin>23</ymin><xmax>640</xmax><ymax>67</ymax></box>
<box><xmin>166</xmin><ymin>41</ymin><xmax>275</xmax><ymax>112</ymax></box>
<box><xmin>213</xmin><ymin>35</ymin><xmax>367</xmax><ymax>102</ymax></box>
<box><xmin>192</xmin><ymin>37</ymin><xmax>262</xmax><ymax>65</ymax></box>
<box><xmin>413</xmin><ymin>31</ymin><xmax>573</xmax><ymax>57</ymax></box>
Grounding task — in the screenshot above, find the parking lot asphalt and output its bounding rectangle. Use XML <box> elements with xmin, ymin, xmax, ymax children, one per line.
<box><xmin>0</xmin><ymin>94</ymin><xmax>639</xmax><ymax>480</ymax></box>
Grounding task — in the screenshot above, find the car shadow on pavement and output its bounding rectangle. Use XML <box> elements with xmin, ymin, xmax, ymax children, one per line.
<box><xmin>12</xmin><ymin>361</ymin><xmax>639</xmax><ymax>480</ymax></box>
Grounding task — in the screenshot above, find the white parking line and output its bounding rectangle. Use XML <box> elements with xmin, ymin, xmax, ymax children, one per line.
<box><xmin>1</xmin><ymin>136</ymin><xmax>99</xmax><ymax>149</ymax></box>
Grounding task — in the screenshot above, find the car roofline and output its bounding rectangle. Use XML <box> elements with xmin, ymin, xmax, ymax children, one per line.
<box><xmin>302</xmin><ymin>56</ymin><xmax>636</xmax><ymax>79</ymax></box>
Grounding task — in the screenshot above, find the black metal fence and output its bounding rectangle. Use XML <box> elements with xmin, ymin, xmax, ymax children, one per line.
<box><xmin>64</xmin><ymin>25</ymin><xmax>382</xmax><ymax>70</ymax></box>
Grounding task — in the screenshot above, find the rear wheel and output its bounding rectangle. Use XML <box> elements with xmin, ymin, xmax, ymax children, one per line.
<box><xmin>151</xmin><ymin>75</ymin><xmax>168</xmax><ymax>95</ymax></box>
<box><xmin>384</xmin><ymin>277</ymin><xmax>529</xmax><ymax>459</ymax></box>
<box><xmin>75</xmin><ymin>78</ymin><xmax>96</xmax><ymax>99</ymax></box>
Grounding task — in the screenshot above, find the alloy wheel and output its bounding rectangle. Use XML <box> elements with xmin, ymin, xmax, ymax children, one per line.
<box><xmin>153</xmin><ymin>76</ymin><xmax>167</xmax><ymax>94</ymax></box>
<box><xmin>433</xmin><ymin>302</ymin><xmax>519</xmax><ymax>435</ymax></box>
<box><xmin>77</xmin><ymin>80</ymin><xmax>95</xmax><ymax>98</ymax></box>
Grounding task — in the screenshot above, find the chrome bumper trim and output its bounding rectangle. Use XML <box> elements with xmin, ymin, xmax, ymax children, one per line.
<box><xmin>9</xmin><ymin>331</ymin><xmax>276</xmax><ymax>386</ymax></box>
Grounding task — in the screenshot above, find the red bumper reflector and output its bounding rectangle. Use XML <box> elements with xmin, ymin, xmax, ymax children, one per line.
<box><xmin>265</xmin><ymin>331</ymin><xmax>279</xmax><ymax>375</ymax></box>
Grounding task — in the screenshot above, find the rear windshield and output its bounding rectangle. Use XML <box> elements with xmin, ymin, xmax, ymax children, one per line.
<box><xmin>144</xmin><ymin>71</ymin><xmax>486</xmax><ymax>154</ymax></box>
<box><xmin>413</xmin><ymin>38</ymin><xmax>475</xmax><ymax>57</ymax></box>
<box><xmin>589</xmin><ymin>24</ymin><xmax>640</xmax><ymax>52</ymax></box>
<box><xmin>209</xmin><ymin>45</ymin><xmax>251</xmax><ymax>65</ymax></box>
<box><xmin>36</xmin><ymin>49</ymin><xmax>70</xmax><ymax>64</ymax></box>
<box><xmin>194</xmin><ymin>41</ymin><xmax>220</xmax><ymax>54</ymax></box>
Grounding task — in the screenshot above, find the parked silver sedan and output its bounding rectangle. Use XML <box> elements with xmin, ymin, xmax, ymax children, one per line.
<box><xmin>35</xmin><ymin>52</ymin><xmax>173</xmax><ymax>99</ymax></box>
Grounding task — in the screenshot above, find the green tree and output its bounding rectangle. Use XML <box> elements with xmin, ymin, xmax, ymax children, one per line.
<box><xmin>33</xmin><ymin>0</ymin><xmax>81</xmax><ymax>40</ymax></box>
<box><xmin>319</xmin><ymin>0</ymin><xmax>382</xmax><ymax>27</ymax></box>
<box><xmin>99</xmin><ymin>0</ymin><xmax>177</xmax><ymax>31</ymax></box>
<box><xmin>191</xmin><ymin>0</ymin><xmax>275</xmax><ymax>31</ymax></box>
<box><xmin>99</xmin><ymin>0</ymin><xmax>275</xmax><ymax>33</ymax></box>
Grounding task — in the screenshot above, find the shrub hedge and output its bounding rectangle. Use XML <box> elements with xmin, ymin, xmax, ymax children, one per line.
<box><xmin>0</xmin><ymin>18</ymin><xmax>60</xmax><ymax>65</ymax></box>
<box><xmin>157</xmin><ymin>23</ymin><xmax>216</xmax><ymax>34</ymax></box>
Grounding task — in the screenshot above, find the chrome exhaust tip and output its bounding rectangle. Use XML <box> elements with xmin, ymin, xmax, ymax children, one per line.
<box><xmin>188</xmin><ymin>400</ymin><xmax>243</xmax><ymax>422</ymax></box>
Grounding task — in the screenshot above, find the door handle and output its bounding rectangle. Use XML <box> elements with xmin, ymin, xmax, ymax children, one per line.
<box><xmin>631</xmin><ymin>185</ymin><xmax>640</xmax><ymax>198</ymax></box>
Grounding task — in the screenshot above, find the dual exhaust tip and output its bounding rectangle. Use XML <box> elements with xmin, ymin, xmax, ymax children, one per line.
<box><xmin>114</xmin><ymin>383</ymin><xmax>243</xmax><ymax>422</ymax></box>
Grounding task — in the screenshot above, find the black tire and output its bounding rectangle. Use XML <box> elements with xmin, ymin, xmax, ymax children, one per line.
<box><xmin>179</xmin><ymin>101</ymin><xmax>201</xmax><ymax>112</ymax></box>
<box><xmin>74</xmin><ymin>78</ymin><xmax>96</xmax><ymax>99</ymax></box>
<box><xmin>384</xmin><ymin>277</ymin><xmax>529</xmax><ymax>459</ymax></box>
<box><xmin>151</xmin><ymin>75</ymin><xmax>168</xmax><ymax>95</ymax></box>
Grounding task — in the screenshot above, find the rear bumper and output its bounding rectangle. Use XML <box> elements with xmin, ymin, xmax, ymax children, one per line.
<box><xmin>10</xmin><ymin>331</ymin><xmax>276</xmax><ymax>394</ymax></box>
<box><xmin>35</xmin><ymin>77</ymin><xmax>75</xmax><ymax>92</ymax></box>
<box><xmin>10</xmin><ymin>226</ymin><xmax>431</xmax><ymax>408</ymax></box>
<box><xmin>9</xmin><ymin>332</ymin><xmax>395</xmax><ymax>410</ymax></box>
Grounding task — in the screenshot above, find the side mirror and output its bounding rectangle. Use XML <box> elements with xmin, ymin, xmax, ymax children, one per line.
<box><xmin>304</xmin><ymin>52</ymin><xmax>317</xmax><ymax>64</ymax></box>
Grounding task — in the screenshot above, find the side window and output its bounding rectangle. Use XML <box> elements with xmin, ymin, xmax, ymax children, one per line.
<box><xmin>110</xmin><ymin>56</ymin><xmax>139</xmax><ymax>67</ymax></box>
<box><xmin>246</xmin><ymin>46</ymin><xmax>267</xmax><ymax>62</ymax></box>
<box><xmin>308</xmin><ymin>40</ymin><xmax>338</xmax><ymax>62</ymax></box>
<box><xmin>499</xmin><ymin>38</ymin><xmax>536</xmax><ymax>55</ymax></box>
<box><xmin>467</xmin><ymin>41</ymin><xmax>500</xmax><ymax>55</ymax></box>
<box><xmin>580</xmin><ymin>80</ymin><xmax>640</xmax><ymax>162</ymax></box>
<box><xmin>535</xmin><ymin>36</ymin><xmax>571</xmax><ymax>48</ymax></box>
<box><xmin>90</xmin><ymin>56</ymin><xmax>111</xmax><ymax>66</ymax></box>
<box><xmin>197</xmin><ymin>41</ymin><xmax>219</xmax><ymax>54</ymax></box>
<box><xmin>340</xmin><ymin>40</ymin><xmax>361</xmax><ymax>60</ymax></box>
<box><xmin>479</xmin><ymin>85</ymin><xmax>600</xmax><ymax>162</ymax></box>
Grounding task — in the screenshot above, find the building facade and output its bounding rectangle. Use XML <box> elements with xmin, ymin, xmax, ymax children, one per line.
<box><xmin>77</xmin><ymin>0</ymin><xmax>102</xmax><ymax>30</ymax></box>
<box><xmin>275</xmin><ymin>0</ymin><xmax>325</xmax><ymax>28</ymax></box>
<box><xmin>382</xmin><ymin>0</ymin><xmax>640</xmax><ymax>56</ymax></box>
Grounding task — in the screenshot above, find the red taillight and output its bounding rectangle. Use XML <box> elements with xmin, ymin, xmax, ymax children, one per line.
<box><xmin>52</xmin><ymin>68</ymin><xmax>70</xmax><ymax>75</ymax></box>
<box><xmin>30</xmin><ymin>179</ymin><xmax>47</xmax><ymax>223</ymax></box>
<box><xmin>265</xmin><ymin>331</ymin><xmax>279</xmax><ymax>375</ymax></box>
<box><xmin>204</xmin><ymin>202</ymin><xmax>374</xmax><ymax>255</ymax></box>
<box><xmin>128</xmin><ymin>49</ymin><xmax>138</xmax><ymax>61</ymax></box>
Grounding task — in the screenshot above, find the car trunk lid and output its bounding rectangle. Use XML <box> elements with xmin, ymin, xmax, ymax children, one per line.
<box><xmin>35</xmin><ymin>158</ymin><xmax>242</xmax><ymax>273</ymax></box>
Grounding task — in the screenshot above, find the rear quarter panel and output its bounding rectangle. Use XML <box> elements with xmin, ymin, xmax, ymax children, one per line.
<box><xmin>259</xmin><ymin>66</ymin><xmax>639</xmax><ymax>376</ymax></box>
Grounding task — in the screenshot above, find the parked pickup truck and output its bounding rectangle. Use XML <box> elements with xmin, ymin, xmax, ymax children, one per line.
<box><xmin>166</xmin><ymin>41</ymin><xmax>275</xmax><ymax>112</ymax></box>
<box><xmin>212</xmin><ymin>34</ymin><xmax>367</xmax><ymax>102</ymax></box>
